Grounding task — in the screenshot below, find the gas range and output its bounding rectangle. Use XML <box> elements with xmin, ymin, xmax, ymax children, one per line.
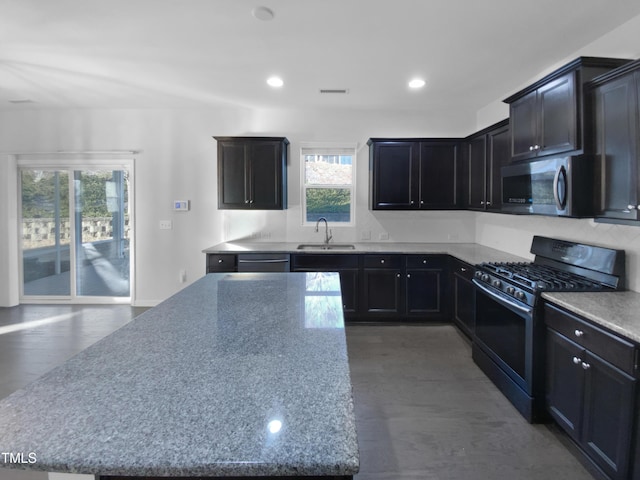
<box><xmin>474</xmin><ymin>236</ymin><xmax>625</xmax><ymax>308</ymax></box>
<box><xmin>471</xmin><ymin>236</ymin><xmax>625</xmax><ymax>422</ymax></box>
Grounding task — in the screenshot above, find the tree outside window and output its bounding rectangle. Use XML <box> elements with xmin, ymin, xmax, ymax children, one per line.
<box><xmin>302</xmin><ymin>146</ymin><xmax>355</xmax><ymax>225</ymax></box>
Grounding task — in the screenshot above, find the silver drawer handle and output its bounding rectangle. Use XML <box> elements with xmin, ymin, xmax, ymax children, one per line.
<box><xmin>581</xmin><ymin>362</ymin><xmax>591</xmax><ymax>370</ymax></box>
<box><xmin>572</xmin><ymin>356</ymin><xmax>582</xmax><ymax>365</ymax></box>
<box><xmin>574</xmin><ymin>329</ymin><xmax>584</xmax><ymax>337</ymax></box>
<box><xmin>238</xmin><ymin>259</ymin><xmax>289</xmax><ymax>263</ymax></box>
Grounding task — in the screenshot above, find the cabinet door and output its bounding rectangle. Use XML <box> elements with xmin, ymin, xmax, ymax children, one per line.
<box><xmin>467</xmin><ymin>136</ymin><xmax>487</xmax><ymax>209</ymax></box>
<box><xmin>362</xmin><ymin>269</ymin><xmax>402</xmax><ymax>315</ymax></box>
<box><xmin>538</xmin><ymin>73</ymin><xmax>577</xmax><ymax>157</ymax></box>
<box><xmin>510</xmin><ymin>91</ymin><xmax>538</xmax><ymax>161</ymax></box>
<box><xmin>546</xmin><ymin>329</ymin><xmax>585</xmax><ymax>441</ymax></box>
<box><xmin>419</xmin><ymin>142</ymin><xmax>459</xmax><ymax>209</ymax></box>
<box><xmin>249</xmin><ymin>141</ymin><xmax>284</xmax><ymax>209</ymax></box>
<box><xmin>486</xmin><ymin>124</ymin><xmax>510</xmax><ymax>210</ymax></box>
<box><xmin>371</xmin><ymin>142</ymin><xmax>419</xmax><ymax>209</ymax></box>
<box><xmin>405</xmin><ymin>269</ymin><xmax>442</xmax><ymax>315</ymax></box>
<box><xmin>582</xmin><ymin>351</ymin><xmax>636</xmax><ymax>480</ymax></box>
<box><xmin>594</xmin><ymin>73</ymin><xmax>639</xmax><ymax>220</ymax></box>
<box><xmin>218</xmin><ymin>142</ymin><xmax>249</xmax><ymax>208</ymax></box>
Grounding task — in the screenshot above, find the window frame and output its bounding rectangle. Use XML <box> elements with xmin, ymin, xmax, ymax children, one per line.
<box><xmin>300</xmin><ymin>143</ymin><xmax>356</xmax><ymax>227</ymax></box>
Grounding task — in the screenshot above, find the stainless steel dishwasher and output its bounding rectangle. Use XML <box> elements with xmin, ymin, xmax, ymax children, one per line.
<box><xmin>236</xmin><ymin>253</ymin><xmax>291</xmax><ymax>272</ymax></box>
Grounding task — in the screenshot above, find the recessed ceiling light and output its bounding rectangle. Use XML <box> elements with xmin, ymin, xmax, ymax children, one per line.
<box><xmin>252</xmin><ymin>6</ymin><xmax>275</xmax><ymax>21</ymax></box>
<box><xmin>408</xmin><ymin>78</ymin><xmax>426</xmax><ymax>89</ymax></box>
<box><xmin>267</xmin><ymin>76</ymin><xmax>284</xmax><ymax>88</ymax></box>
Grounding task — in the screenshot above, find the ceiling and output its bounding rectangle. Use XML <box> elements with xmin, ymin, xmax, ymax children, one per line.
<box><xmin>2</xmin><ymin>0</ymin><xmax>640</xmax><ymax>113</ymax></box>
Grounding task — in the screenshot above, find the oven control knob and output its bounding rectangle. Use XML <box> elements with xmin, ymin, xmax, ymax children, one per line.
<box><xmin>475</xmin><ymin>271</ymin><xmax>483</xmax><ymax>279</ymax></box>
<box><xmin>481</xmin><ymin>274</ymin><xmax>490</xmax><ymax>282</ymax></box>
<box><xmin>492</xmin><ymin>279</ymin><xmax>502</xmax><ymax>288</ymax></box>
<box><xmin>514</xmin><ymin>291</ymin><xmax>525</xmax><ymax>300</ymax></box>
<box><xmin>506</xmin><ymin>286</ymin><xmax>515</xmax><ymax>295</ymax></box>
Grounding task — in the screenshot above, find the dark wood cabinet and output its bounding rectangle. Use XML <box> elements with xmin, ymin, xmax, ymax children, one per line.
<box><xmin>545</xmin><ymin>303</ymin><xmax>637</xmax><ymax>480</ymax></box>
<box><xmin>504</xmin><ymin>57</ymin><xmax>630</xmax><ymax>162</ymax></box>
<box><xmin>465</xmin><ymin>119</ymin><xmax>509</xmax><ymax>211</ymax></box>
<box><xmin>368</xmin><ymin>139</ymin><xmax>462</xmax><ymax>210</ymax></box>
<box><xmin>362</xmin><ymin>255</ymin><xmax>403</xmax><ymax>316</ymax></box>
<box><xmin>291</xmin><ymin>254</ymin><xmax>359</xmax><ymax>315</ymax></box>
<box><xmin>589</xmin><ymin>61</ymin><xmax>640</xmax><ymax>223</ymax></box>
<box><xmin>361</xmin><ymin>254</ymin><xmax>449</xmax><ymax>322</ymax></box>
<box><xmin>206</xmin><ymin>254</ymin><xmax>237</xmax><ymax>273</ymax></box>
<box><xmin>451</xmin><ymin>259</ymin><xmax>475</xmax><ymax>338</ymax></box>
<box><xmin>214</xmin><ymin>136</ymin><xmax>288</xmax><ymax>210</ymax></box>
<box><xmin>291</xmin><ymin>253</ymin><xmax>449</xmax><ymax>322</ymax></box>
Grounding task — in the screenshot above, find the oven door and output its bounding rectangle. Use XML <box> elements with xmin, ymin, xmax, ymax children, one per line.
<box><xmin>472</xmin><ymin>279</ymin><xmax>533</xmax><ymax>394</ymax></box>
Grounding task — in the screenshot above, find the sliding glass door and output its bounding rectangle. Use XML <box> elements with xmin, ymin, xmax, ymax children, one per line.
<box><xmin>20</xmin><ymin>166</ymin><xmax>131</xmax><ymax>301</ymax></box>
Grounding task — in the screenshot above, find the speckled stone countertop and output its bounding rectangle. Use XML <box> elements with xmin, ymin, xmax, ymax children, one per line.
<box><xmin>0</xmin><ymin>273</ymin><xmax>359</xmax><ymax>477</ymax></box>
<box><xmin>203</xmin><ymin>241</ymin><xmax>529</xmax><ymax>266</ymax></box>
<box><xmin>542</xmin><ymin>291</ymin><xmax>640</xmax><ymax>344</ymax></box>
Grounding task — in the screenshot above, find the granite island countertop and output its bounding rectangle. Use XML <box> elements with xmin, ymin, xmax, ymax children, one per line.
<box><xmin>0</xmin><ymin>273</ymin><xmax>359</xmax><ymax>478</ymax></box>
<box><xmin>203</xmin><ymin>241</ymin><xmax>529</xmax><ymax>266</ymax></box>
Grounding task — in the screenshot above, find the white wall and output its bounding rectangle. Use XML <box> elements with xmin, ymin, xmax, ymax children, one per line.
<box><xmin>0</xmin><ymin>106</ymin><xmax>477</xmax><ymax>306</ymax></box>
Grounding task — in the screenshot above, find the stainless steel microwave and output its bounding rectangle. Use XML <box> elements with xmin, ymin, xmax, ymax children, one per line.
<box><xmin>501</xmin><ymin>156</ymin><xmax>593</xmax><ymax>217</ymax></box>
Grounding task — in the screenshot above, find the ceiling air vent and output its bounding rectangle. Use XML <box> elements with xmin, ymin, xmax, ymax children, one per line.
<box><xmin>319</xmin><ymin>89</ymin><xmax>349</xmax><ymax>94</ymax></box>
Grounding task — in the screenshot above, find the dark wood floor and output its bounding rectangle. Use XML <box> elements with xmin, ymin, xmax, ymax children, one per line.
<box><xmin>0</xmin><ymin>306</ymin><xmax>597</xmax><ymax>480</ymax></box>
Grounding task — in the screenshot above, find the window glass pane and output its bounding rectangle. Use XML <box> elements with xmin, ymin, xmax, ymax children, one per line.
<box><xmin>305</xmin><ymin>155</ymin><xmax>353</xmax><ymax>185</ymax></box>
<box><xmin>306</xmin><ymin>188</ymin><xmax>351</xmax><ymax>223</ymax></box>
<box><xmin>21</xmin><ymin>170</ymin><xmax>71</xmax><ymax>296</ymax></box>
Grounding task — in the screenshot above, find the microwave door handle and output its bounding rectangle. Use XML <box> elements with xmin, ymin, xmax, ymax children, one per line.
<box><xmin>553</xmin><ymin>165</ymin><xmax>567</xmax><ymax>210</ymax></box>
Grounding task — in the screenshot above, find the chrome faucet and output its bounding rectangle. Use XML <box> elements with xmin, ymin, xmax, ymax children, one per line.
<box><xmin>315</xmin><ymin>217</ymin><xmax>333</xmax><ymax>245</ymax></box>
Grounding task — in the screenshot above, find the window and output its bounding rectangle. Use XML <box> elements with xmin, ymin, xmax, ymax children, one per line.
<box><xmin>302</xmin><ymin>145</ymin><xmax>355</xmax><ymax>225</ymax></box>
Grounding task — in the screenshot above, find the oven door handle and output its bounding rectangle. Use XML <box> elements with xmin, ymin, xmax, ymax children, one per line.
<box><xmin>472</xmin><ymin>279</ymin><xmax>533</xmax><ymax>316</ymax></box>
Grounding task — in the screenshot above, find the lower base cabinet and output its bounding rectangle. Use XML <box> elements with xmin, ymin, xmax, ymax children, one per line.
<box><xmin>292</xmin><ymin>253</ymin><xmax>450</xmax><ymax>322</ymax></box>
<box><xmin>452</xmin><ymin>259</ymin><xmax>475</xmax><ymax>338</ymax></box>
<box><xmin>545</xmin><ymin>303</ymin><xmax>638</xmax><ymax>480</ymax></box>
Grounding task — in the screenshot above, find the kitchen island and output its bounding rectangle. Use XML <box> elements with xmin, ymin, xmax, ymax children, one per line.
<box><xmin>0</xmin><ymin>273</ymin><xmax>359</xmax><ymax>479</ymax></box>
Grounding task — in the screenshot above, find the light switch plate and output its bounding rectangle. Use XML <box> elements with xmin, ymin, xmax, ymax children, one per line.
<box><xmin>159</xmin><ymin>220</ymin><xmax>172</xmax><ymax>230</ymax></box>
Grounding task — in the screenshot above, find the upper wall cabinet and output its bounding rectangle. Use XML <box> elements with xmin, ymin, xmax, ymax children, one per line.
<box><xmin>465</xmin><ymin>119</ymin><xmax>509</xmax><ymax>211</ymax></box>
<box><xmin>504</xmin><ymin>57</ymin><xmax>630</xmax><ymax>162</ymax></box>
<box><xmin>588</xmin><ymin>60</ymin><xmax>640</xmax><ymax>223</ymax></box>
<box><xmin>214</xmin><ymin>137</ymin><xmax>288</xmax><ymax>210</ymax></box>
<box><xmin>368</xmin><ymin>138</ymin><xmax>462</xmax><ymax>210</ymax></box>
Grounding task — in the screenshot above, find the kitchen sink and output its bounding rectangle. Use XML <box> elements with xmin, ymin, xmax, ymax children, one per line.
<box><xmin>296</xmin><ymin>244</ymin><xmax>356</xmax><ymax>250</ymax></box>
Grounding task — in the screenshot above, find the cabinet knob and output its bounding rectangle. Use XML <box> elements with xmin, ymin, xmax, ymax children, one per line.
<box><xmin>627</xmin><ymin>205</ymin><xmax>637</xmax><ymax>210</ymax></box>
<box><xmin>423</xmin><ymin>260</ymin><xmax>427</xmax><ymax>264</ymax></box>
<box><xmin>396</xmin><ymin>273</ymin><xmax>401</xmax><ymax>278</ymax></box>
<box><xmin>420</xmin><ymin>200</ymin><xmax>424</xmax><ymax>205</ymax></box>
<box><xmin>460</xmin><ymin>267</ymin><xmax>467</xmax><ymax>272</ymax></box>
<box><xmin>245</xmin><ymin>200</ymin><xmax>249</xmax><ymax>204</ymax></box>
<box><xmin>581</xmin><ymin>362</ymin><xmax>591</xmax><ymax>370</ymax></box>
<box><xmin>486</xmin><ymin>201</ymin><xmax>491</xmax><ymax>206</ymax></box>
<box><xmin>572</xmin><ymin>356</ymin><xmax>582</xmax><ymax>365</ymax></box>
<box><xmin>380</xmin><ymin>259</ymin><xmax>385</xmax><ymax>264</ymax></box>
<box><xmin>574</xmin><ymin>329</ymin><xmax>584</xmax><ymax>337</ymax></box>
<box><xmin>535</xmin><ymin>145</ymin><xmax>540</xmax><ymax>150</ymax></box>
<box><xmin>480</xmin><ymin>201</ymin><xmax>485</xmax><ymax>205</ymax></box>
<box><xmin>407</xmin><ymin>274</ymin><xmax>411</xmax><ymax>278</ymax></box>
<box><xmin>249</xmin><ymin>200</ymin><xmax>254</xmax><ymax>204</ymax></box>
<box><xmin>410</xmin><ymin>201</ymin><xmax>415</xmax><ymax>205</ymax></box>
<box><xmin>218</xmin><ymin>259</ymin><xmax>223</xmax><ymax>263</ymax></box>
<box><xmin>529</xmin><ymin>146</ymin><xmax>534</xmax><ymax>151</ymax></box>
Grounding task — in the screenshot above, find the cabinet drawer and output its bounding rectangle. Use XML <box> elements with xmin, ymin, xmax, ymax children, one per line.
<box><xmin>292</xmin><ymin>254</ymin><xmax>358</xmax><ymax>270</ymax></box>
<box><xmin>406</xmin><ymin>255</ymin><xmax>447</xmax><ymax>269</ymax></box>
<box><xmin>207</xmin><ymin>254</ymin><xmax>237</xmax><ymax>272</ymax></box>
<box><xmin>545</xmin><ymin>303</ymin><xmax>636</xmax><ymax>375</ymax></box>
<box><xmin>363</xmin><ymin>255</ymin><xmax>402</xmax><ymax>269</ymax></box>
<box><xmin>452</xmin><ymin>259</ymin><xmax>475</xmax><ymax>281</ymax></box>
